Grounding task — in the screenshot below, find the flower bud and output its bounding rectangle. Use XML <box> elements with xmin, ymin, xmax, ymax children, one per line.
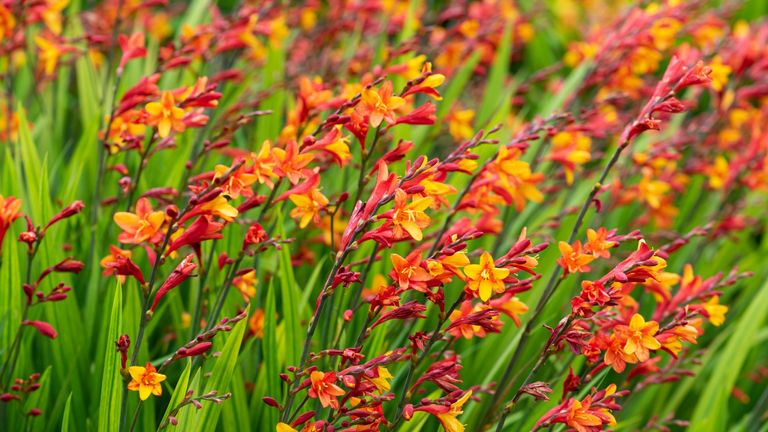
<box><xmin>22</xmin><ymin>320</ymin><xmax>58</xmax><ymax>339</ymax></box>
<box><xmin>261</xmin><ymin>396</ymin><xmax>280</xmax><ymax>408</ymax></box>
<box><xmin>43</xmin><ymin>201</ymin><xmax>85</xmax><ymax>232</ymax></box>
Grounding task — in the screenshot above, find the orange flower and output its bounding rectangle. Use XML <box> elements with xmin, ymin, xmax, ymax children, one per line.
<box><xmin>0</xmin><ymin>5</ymin><xmax>15</xmax><ymax>40</ymax></box>
<box><xmin>0</xmin><ymin>195</ymin><xmax>22</xmax><ymax>252</ymax></box>
<box><xmin>127</xmin><ymin>362</ymin><xmax>167</xmax><ymax>400</ymax></box>
<box><xmin>449</xmin><ymin>301</ymin><xmax>489</xmax><ymax>339</ymax></box>
<box><xmin>114</xmin><ymin>198</ymin><xmax>166</xmax><ymax>244</ymax></box>
<box><xmin>617</xmin><ymin>313</ymin><xmax>661</xmax><ymax>362</ymax></box>
<box><xmin>603</xmin><ymin>334</ymin><xmax>637</xmax><ymax>373</ymax></box>
<box><xmin>566</xmin><ymin>394</ymin><xmax>615</xmax><ymax>432</ymax></box>
<box><xmin>249</xmin><ymin>140</ymin><xmax>278</xmax><ymax>188</ymax></box>
<box><xmin>557</xmin><ymin>241</ymin><xmax>595</xmax><ymax>275</ymax></box>
<box><xmin>234</xmin><ymin>270</ymin><xmax>257</xmax><ymax>300</ymax></box>
<box><xmin>708</xmin><ymin>55</ymin><xmax>732</xmax><ymax>92</ymax></box>
<box><xmin>390</xmin><ymin>253</ymin><xmax>431</xmax><ymax>292</ymax></box>
<box><xmin>36</xmin><ymin>36</ymin><xmax>64</xmax><ymax>77</ymax></box>
<box><xmin>490</xmin><ymin>294</ymin><xmax>528</xmax><ymax>327</ymax></box>
<box><xmin>249</xmin><ymin>309</ymin><xmax>265</xmax><ymax>338</ymax></box>
<box><xmin>289</xmin><ymin>188</ymin><xmax>329</xmax><ymax>228</ymax></box>
<box><xmin>705</xmin><ymin>155</ymin><xmax>729</xmax><ymax>190</ymax></box>
<box><xmin>145</xmin><ymin>91</ymin><xmax>186</xmax><ymax>138</ymax></box>
<box><xmin>584</xmin><ymin>228</ymin><xmax>618</xmax><ymax>259</ymax></box>
<box><xmin>273</xmin><ymin>141</ymin><xmax>314</xmax><ymax>184</ymax></box>
<box><xmin>356</xmin><ymin>81</ymin><xmax>406</xmax><ymax>127</ymax></box>
<box><xmin>391</xmin><ymin>189</ymin><xmax>433</xmax><ymax>241</ymax></box>
<box><xmin>105</xmin><ymin>110</ymin><xmax>144</xmax><ymax>153</ymax></box>
<box><xmin>308</xmin><ymin>371</ymin><xmax>345</xmax><ymax>409</ymax></box>
<box><xmin>657</xmin><ymin>324</ymin><xmax>698</xmax><ymax>356</ymax></box>
<box><xmin>491</xmin><ymin>146</ymin><xmax>544</xmax><ymax>211</ymax></box>
<box><xmin>464</xmin><ymin>252</ymin><xmax>510</xmax><ymax>302</ymax></box>
<box><xmin>447</xmin><ymin>108</ymin><xmax>475</xmax><ymax>141</ymax></box>
<box><xmin>214</xmin><ymin>163</ymin><xmax>258</xmax><ymax>199</ymax></box>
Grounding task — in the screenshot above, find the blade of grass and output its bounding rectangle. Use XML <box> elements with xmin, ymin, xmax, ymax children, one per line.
<box><xmin>98</xmin><ymin>282</ymin><xmax>123</xmax><ymax>432</ymax></box>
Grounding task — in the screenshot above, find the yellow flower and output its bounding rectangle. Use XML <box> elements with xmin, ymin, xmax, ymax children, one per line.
<box><xmin>276</xmin><ymin>423</ymin><xmax>297</xmax><ymax>432</ymax></box>
<box><xmin>564</xmin><ymin>41</ymin><xmax>598</xmax><ymax>67</ymax></box>
<box><xmin>550</xmin><ymin>131</ymin><xmax>591</xmax><ymax>184</ymax></box>
<box><xmin>36</xmin><ymin>36</ymin><xmax>62</xmax><ymax>77</ymax></box>
<box><xmin>198</xmin><ymin>195</ymin><xmax>239</xmax><ymax>221</ymax></box>
<box><xmin>290</xmin><ymin>188</ymin><xmax>329</xmax><ymax>228</ymax></box>
<box><xmin>234</xmin><ymin>270</ymin><xmax>257</xmax><ymax>300</ymax></box>
<box><xmin>706</xmin><ymin>155</ymin><xmax>729</xmax><ymax>190</ymax></box>
<box><xmin>435</xmin><ymin>390</ymin><xmax>472</xmax><ymax>432</ymax></box>
<box><xmin>464</xmin><ymin>252</ymin><xmax>510</xmax><ymax>302</ymax></box>
<box><xmin>145</xmin><ymin>91</ymin><xmax>186</xmax><ymax>138</ymax></box>
<box><xmin>448</xmin><ymin>109</ymin><xmax>475</xmax><ymax>141</ymax></box>
<box><xmin>127</xmin><ymin>362</ymin><xmax>167</xmax><ymax>400</ymax></box>
<box><xmin>619</xmin><ymin>314</ymin><xmax>661</xmax><ymax>362</ymax></box>
<box><xmin>649</xmin><ymin>17</ymin><xmax>682</xmax><ymax>51</ymax></box>
<box><xmin>704</xmin><ymin>296</ymin><xmax>728</xmax><ymax>326</ymax></box>
<box><xmin>368</xmin><ymin>367</ymin><xmax>393</xmax><ymax>392</ymax></box>
<box><xmin>492</xmin><ymin>147</ymin><xmax>544</xmax><ymax>211</ymax></box>
<box><xmin>709</xmin><ymin>56</ymin><xmax>732</xmax><ymax>92</ymax></box>
<box><xmin>637</xmin><ymin>171</ymin><xmax>670</xmax><ymax>209</ymax></box>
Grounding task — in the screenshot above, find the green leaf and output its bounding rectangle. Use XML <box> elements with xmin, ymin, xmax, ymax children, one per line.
<box><xmin>175</xmin><ymin>318</ymin><xmax>248</xmax><ymax>431</ymax></box>
<box><xmin>262</xmin><ymin>279</ymin><xmax>280</xmax><ymax>427</ymax></box>
<box><xmin>160</xmin><ymin>359</ymin><xmax>192</xmax><ymax>427</ymax></box>
<box><xmin>276</xmin><ymin>208</ymin><xmax>302</xmax><ymax>367</ymax></box>
<box><xmin>476</xmin><ymin>23</ymin><xmax>513</xmax><ymax>127</ymax></box>
<box><xmin>61</xmin><ymin>393</ymin><xmax>73</xmax><ymax>432</ymax></box>
<box><xmin>98</xmin><ymin>282</ymin><xmax>123</xmax><ymax>432</ymax></box>
<box><xmin>173</xmin><ymin>367</ymin><xmax>202</xmax><ymax>429</ymax></box>
<box><xmin>688</xmin><ymin>277</ymin><xmax>768</xmax><ymax>431</ymax></box>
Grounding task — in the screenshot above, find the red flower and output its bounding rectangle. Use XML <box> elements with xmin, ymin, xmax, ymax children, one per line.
<box><xmin>165</xmin><ymin>216</ymin><xmax>223</xmax><ymax>257</ymax></box>
<box><xmin>243</xmin><ymin>223</ymin><xmax>267</xmax><ymax>248</ymax></box>
<box><xmin>118</xmin><ymin>32</ymin><xmax>147</xmax><ymax>73</ymax></box>
<box><xmin>101</xmin><ymin>246</ymin><xmax>146</xmax><ymax>285</ymax></box>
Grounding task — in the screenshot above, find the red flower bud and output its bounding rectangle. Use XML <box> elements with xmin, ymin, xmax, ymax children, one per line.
<box><xmin>178</xmin><ymin>342</ymin><xmax>212</xmax><ymax>358</ymax></box>
<box><xmin>293</xmin><ymin>410</ymin><xmax>316</xmax><ymax>427</ymax></box>
<box><xmin>43</xmin><ymin>201</ymin><xmax>85</xmax><ymax>232</ymax></box>
<box><xmin>262</xmin><ymin>396</ymin><xmax>280</xmax><ymax>408</ymax></box>
<box><xmin>36</xmin><ymin>258</ymin><xmax>85</xmax><ymax>286</ymax></box>
<box><xmin>23</xmin><ymin>320</ymin><xmax>58</xmax><ymax>339</ymax></box>
<box><xmin>150</xmin><ymin>255</ymin><xmax>197</xmax><ymax>312</ymax></box>
<box><xmin>0</xmin><ymin>393</ymin><xmax>20</xmax><ymax>402</ymax></box>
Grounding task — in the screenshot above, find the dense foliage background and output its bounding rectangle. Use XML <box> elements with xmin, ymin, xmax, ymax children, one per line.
<box><xmin>0</xmin><ymin>0</ymin><xmax>767</xmax><ymax>431</ymax></box>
